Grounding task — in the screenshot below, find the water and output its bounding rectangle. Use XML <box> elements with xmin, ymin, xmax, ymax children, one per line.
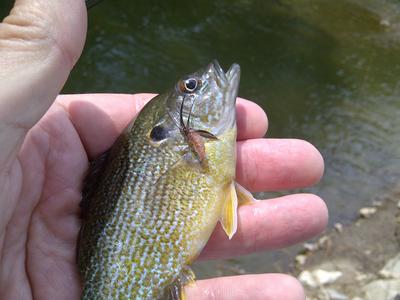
<box><xmin>2</xmin><ymin>0</ymin><xmax>400</xmax><ymax>277</ymax></box>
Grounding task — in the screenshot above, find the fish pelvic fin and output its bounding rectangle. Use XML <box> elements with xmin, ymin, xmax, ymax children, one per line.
<box><xmin>168</xmin><ymin>266</ymin><xmax>196</xmax><ymax>300</ymax></box>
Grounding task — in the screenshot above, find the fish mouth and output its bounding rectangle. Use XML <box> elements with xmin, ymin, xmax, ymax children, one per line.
<box><xmin>224</xmin><ymin>63</ymin><xmax>240</xmax><ymax>104</ymax></box>
<box><xmin>211</xmin><ymin>60</ymin><xmax>241</xmax><ymax>103</ymax></box>
<box><xmin>226</xmin><ymin>63</ymin><xmax>240</xmax><ymax>83</ymax></box>
<box><xmin>206</xmin><ymin>60</ymin><xmax>240</xmax><ymax>133</ymax></box>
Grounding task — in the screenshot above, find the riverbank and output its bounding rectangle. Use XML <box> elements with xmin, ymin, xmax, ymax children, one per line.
<box><xmin>293</xmin><ymin>184</ymin><xmax>400</xmax><ymax>300</ymax></box>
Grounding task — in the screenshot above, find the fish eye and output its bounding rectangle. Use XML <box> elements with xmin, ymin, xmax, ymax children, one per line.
<box><xmin>149</xmin><ymin>125</ymin><xmax>168</xmax><ymax>141</ymax></box>
<box><xmin>179</xmin><ymin>78</ymin><xmax>199</xmax><ymax>93</ymax></box>
<box><xmin>185</xmin><ymin>78</ymin><xmax>198</xmax><ymax>91</ymax></box>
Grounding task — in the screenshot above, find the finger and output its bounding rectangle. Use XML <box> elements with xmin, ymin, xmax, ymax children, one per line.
<box><xmin>0</xmin><ymin>0</ymin><xmax>87</xmax><ymax>168</ymax></box>
<box><xmin>185</xmin><ymin>274</ymin><xmax>305</xmax><ymax>300</ymax></box>
<box><xmin>236</xmin><ymin>98</ymin><xmax>267</xmax><ymax>140</ymax></box>
<box><xmin>61</xmin><ymin>94</ymin><xmax>322</xmax><ymax>191</ymax></box>
<box><xmin>58</xmin><ymin>93</ymin><xmax>151</xmax><ymax>159</ymax></box>
<box><xmin>58</xmin><ymin>94</ymin><xmax>268</xmax><ymax>159</ymax></box>
<box><xmin>236</xmin><ymin>138</ymin><xmax>324</xmax><ymax>192</ymax></box>
<box><xmin>199</xmin><ymin>194</ymin><xmax>328</xmax><ymax>260</ymax></box>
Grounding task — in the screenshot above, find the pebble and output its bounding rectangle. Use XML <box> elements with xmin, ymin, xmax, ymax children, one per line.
<box><xmin>359</xmin><ymin>207</ymin><xmax>377</xmax><ymax>218</ymax></box>
<box><xmin>298</xmin><ymin>269</ymin><xmax>343</xmax><ymax>287</ymax></box>
<box><xmin>318</xmin><ymin>236</ymin><xmax>331</xmax><ymax>248</ymax></box>
<box><xmin>325</xmin><ymin>288</ymin><xmax>349</xmax><ymax>300</ymax></box>
<box><xmin>355</xmin><ymin>273</ymin><xmax>371</xmax><ymax>282</ymax></box>
<box><xmin>303</xmin><ymin>242</ymin><xmax>319</xmax><ymax>252</ymax></box>
<box><xmin>379</xmin><ymin>253</ymin><xmax>400</xmax><ymax>279</ymax></box>
<box><xmin>364</xmin><ymin>249</ymin><xmax>372</xmax><ymax>256</ymax></box>
<box><xmin>372</xmin><ymin>200</ymin><xmax>383</xmax><ymax>207</ymax></box>
<box><xmin>380</xmin><ymin>19</ymin><xmax>391</xmax><ymax>27</ymax></box>
<box><xmin>362</xmin><ymin>279</ymin><xmax>400</xmax><ymax>300</ymax></box>
<box><xmin>295</xmin><ymin>254</ymin><xmax>307</xmax><ymax>265</ymax></box>
<box><xmin>334</xmin><ymin>223</ymin><xmax>344</xmax><ymax>233</ymax></box>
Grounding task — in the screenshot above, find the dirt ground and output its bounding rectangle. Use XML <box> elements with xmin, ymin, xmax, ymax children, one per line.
<box><xmin>292</xmin><ymin>184</ymin><xmax>400</xmax><ymax>300</ymax></box>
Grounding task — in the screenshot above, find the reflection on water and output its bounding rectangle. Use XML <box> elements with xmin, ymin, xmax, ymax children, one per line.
<box><xmin>1</xmin><ymin>0</ymin><xmax>399</xmax><ymax>276</ymax></box>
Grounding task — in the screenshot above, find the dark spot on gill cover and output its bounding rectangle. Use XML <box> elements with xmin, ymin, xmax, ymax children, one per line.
<box><xmin>150</xmin><ymin>125</ymin><xmax>168</xmax><ymax>141</ymax></box>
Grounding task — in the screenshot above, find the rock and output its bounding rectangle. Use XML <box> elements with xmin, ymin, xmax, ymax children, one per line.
<box><xmin>295</xmin><ymin>254</ymin><xmax>307</xmax><ymax>265</ymax></box>
<box><xmin>298</xmin><ymin>270</ymin><xmax>317</xmax><ymax>287</ymax></box>
<box><xmin>372</xmin><ymin>200</ymin><xmax>383</xmax><ymax>207</ymax></box>
<box><xmin>325</xmin><ymin>288</ymin><xmax>349</xmax><ymax>300</ymax></box>
<box><xmin>355</xmin><ymin>272</ymin><xmax>373</xmax><ymax>282</ymax></box>
<box><xmin>334</xmin><ymin>223</ymin><xmax>344</xmax><ymax>233</ymax></box>
<box><xmin>362</xmin><ymin>279</ymin><xmax>400</xmax><ymax>300</ymax></box>
<box><xmin>298</xmin><ymin>269</ymin><xmax>343</xmax><ymax>287</ymax></box>
<box><xmin>379</xmin><ymin>253</ymin><xmax>400</xmax><ymax>279</ymax></box>
<box><xmin>351</xmin><ymin>298</ymin><xmax>364</xmax><ymax>300</ymax></box>
<box><xmin>380</xmin><ymin>19</ymin><xmax>391</xmax><ymax>27</ymax></box>
<box><xmin>397</xmin><ymin>200</ymin><xmax>400</xmax><ymax>209</ymax></box>
<box><xmin>303</xmin><ymin>242</ymin><xmax>319</xmax><ymax>252</ymax></box>
<box><xmin>318</xmin><ymin>236</ymin><xmax>331</xmax><ymax>249</ymax></box>
<box><xmin>359</xmin><ymin>207</ymin><xmax>377</xmax><ymax>218</ymax></box>
<box><xmin>363</xmin><ymin>249</ymin><xmax>372</xmax><ymax>256</ymax></box>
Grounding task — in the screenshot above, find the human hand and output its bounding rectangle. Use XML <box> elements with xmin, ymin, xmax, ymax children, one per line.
<box><xmin>0</xmin><ymin>1</ymin><xmax>327</xmax><ymax>300</ymax></box>
<box><xmin>1</xmin><ymin>91</ymin><xmax>327</xmax><ymax>300</ymax></box>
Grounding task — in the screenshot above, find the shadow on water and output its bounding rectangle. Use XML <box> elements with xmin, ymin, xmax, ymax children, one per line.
<box><xmin>1</xmin><ymin>0</ymin><xmax>399</xmax><ymax>277</ymax></box>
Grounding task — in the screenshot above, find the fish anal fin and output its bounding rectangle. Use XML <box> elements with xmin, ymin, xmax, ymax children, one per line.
<box><xmin>235</xmin><ymin>182</ymin><xmax>257</xmax><ymax>205</ymax></box>
<box><xmin>219</xmin><ymin>181</ymin><xmax>238</xmax><ymax>239</ymax></box>
<box><xmin>168</xmin><ymin>266</ymin><xmax>196</xmax><ymax>300</ymax></box>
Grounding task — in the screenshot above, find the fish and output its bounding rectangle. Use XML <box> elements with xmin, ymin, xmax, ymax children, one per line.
<box><xmin>77</xmin><ymin>60</ymin><xmax>255</xmax><ymax>300</ymax></box>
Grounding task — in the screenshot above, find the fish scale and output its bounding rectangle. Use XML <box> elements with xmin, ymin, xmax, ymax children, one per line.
<box><xmin>78</xmin><ymin>61</ymin><xmax>243</xmax><ymax>299</ymax></box>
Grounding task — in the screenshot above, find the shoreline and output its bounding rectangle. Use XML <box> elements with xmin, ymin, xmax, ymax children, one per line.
<box><xmin>292</xmin><ymin>185</ymin><xmax>400</xmax><ymax>300</ymax></box>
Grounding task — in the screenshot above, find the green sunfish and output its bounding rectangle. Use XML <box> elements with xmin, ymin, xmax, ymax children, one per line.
<box><xmin>77</xmin><ymin>60</ymin><xmax>254</xmax><ymax>299</ymax></box>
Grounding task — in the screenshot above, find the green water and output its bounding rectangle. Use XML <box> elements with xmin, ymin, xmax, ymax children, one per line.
<box><xmin>2</xmin><ymin>0</ymin><xmax>400</xmax><ymax>276</ymax></box>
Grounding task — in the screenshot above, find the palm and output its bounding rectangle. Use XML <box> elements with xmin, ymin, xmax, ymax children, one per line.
<box><xmin>2</xmin><ymin>101</ymin><xmax>87</xmax><ymax>299</ymax></box>
<box><xmin>0</xmin><ymin>94</ymin><xmax>326</xmax><ymax>300</ymax></box>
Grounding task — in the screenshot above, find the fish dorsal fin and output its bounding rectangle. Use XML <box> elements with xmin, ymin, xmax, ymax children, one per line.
<box><xmin>80</xmin><ymin>149</ymin><xmax>110</xmax><ymax>218</ymax></box>
<box><xmin>220</xmin><ymin>181</ymin><xmax>238</xmax><ymax>239</ymax></box>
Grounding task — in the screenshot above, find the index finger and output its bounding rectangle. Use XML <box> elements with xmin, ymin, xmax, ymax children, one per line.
<box><xmin>57</xmin><ymin>94</ymin><xmax>268</xmax><ymax>159</ymax></box>
<box><xmin>185</xmin><ymin>274</ymin><xmax>305</xmax><ymax>300</ymax></box>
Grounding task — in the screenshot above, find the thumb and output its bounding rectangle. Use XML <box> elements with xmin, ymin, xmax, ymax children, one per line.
<box><xmin>0</xmin><ymin>0</ymin><xmax>87</xmax><ymax>168</ymax></box>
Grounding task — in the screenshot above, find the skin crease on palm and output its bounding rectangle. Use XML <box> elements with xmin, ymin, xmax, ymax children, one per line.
<box><xmin>0</xmin><ymin>1</ymin><xmax>327</xmax><ymax>299</ymax></box>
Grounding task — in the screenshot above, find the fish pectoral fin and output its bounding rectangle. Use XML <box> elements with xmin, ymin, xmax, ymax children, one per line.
<box><xmin>218</xmin><ymin>182</ymin><xmax>255</xmax><ymax>240</ymax></box>
<box><xmin>219</xmin><ymin>181</ymin><xmax>238</xmax><ymax>239</ymax></box>
<box><xmin>235</xmin><ymin>182</ymin><xmax>257</xmax><ymax>205</ymax></box>
<box><xmin>168</xmin><ymin>266</ymin><xmax>196</xmax><ymax>300</ymax></box>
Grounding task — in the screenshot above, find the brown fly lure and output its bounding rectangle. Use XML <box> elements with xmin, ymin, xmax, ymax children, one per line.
<box><xmin>178</xmin><ymin>78</ymin><xmax>218</xmax><ymax>165</ymax></box>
